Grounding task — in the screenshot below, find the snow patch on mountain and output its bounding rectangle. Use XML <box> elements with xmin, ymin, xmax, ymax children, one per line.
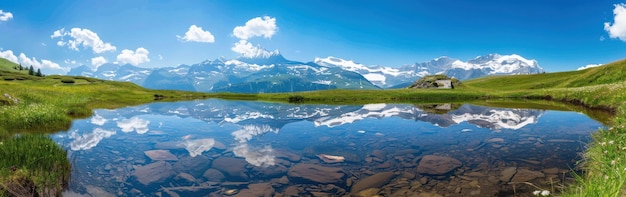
<box><xmin>577</xmin><ymin>64</ymin><xmax>603</xmax><ymax>71</ymax></box>
<box><xmin>315</xmin><ymin>54</ymin><xmax>544</xmax><ymax>88</ymax></box>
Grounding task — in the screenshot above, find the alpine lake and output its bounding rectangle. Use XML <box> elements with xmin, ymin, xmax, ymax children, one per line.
<box><xmin>51</xmin><ymin>99</ymin><xmax>610</xmax><ymax>197</ymax></box>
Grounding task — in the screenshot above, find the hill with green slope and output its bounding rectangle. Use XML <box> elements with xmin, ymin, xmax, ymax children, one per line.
<box><xmin>463</xmin><ymin>59</ymin><xmax>626</xmax><ymax>91</ymax></box>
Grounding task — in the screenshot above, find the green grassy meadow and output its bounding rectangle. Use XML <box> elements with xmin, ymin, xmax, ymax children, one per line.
<box><xmin>2</xmin><ymin>57</ymin><xmax>626</xmax><ymax>196</ymax></box>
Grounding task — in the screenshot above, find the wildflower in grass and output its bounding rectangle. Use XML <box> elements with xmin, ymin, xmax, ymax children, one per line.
<box><xmin>601</xmin><ymin>142</ymin><xmax>607</xmax><ymax>146</ymax></box>
<box><xmin>612</xmin><ymin>160</ymin><xmax>616</xmax><ymax>165</ymax></box>
<box><xmin>609</xmin><ymin>140</ymin><xmax>615</xmax><ymax>145</ymax></box>
<box><xmin>533</xmin><ymin>190</ymin><xmax>550</xmax><ymax>196</ymax></box>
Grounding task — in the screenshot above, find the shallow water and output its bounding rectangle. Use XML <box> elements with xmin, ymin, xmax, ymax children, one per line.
<box><xmin>52</xmin><ymin>99</ymin><xmax>603</xmax><ymax>196</ymax></box>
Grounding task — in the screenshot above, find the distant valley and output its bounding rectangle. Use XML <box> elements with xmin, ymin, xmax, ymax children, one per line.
<box><xmin>68</xmin><ymin>53</ymin><xmax>545</xmax><ymax>93</ymax></box>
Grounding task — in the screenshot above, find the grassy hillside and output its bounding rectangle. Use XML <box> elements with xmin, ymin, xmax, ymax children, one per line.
<box><xmin>464</xmin><ymin>59</ymin><xmax>626</xmax><ymax>90</ymax></box>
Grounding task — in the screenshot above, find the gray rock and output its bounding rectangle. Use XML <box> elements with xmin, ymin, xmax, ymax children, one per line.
<box><xmin>211</xmin><ymin>157</ymin><xmax>249</xmax><ymax>181</ymax></box>
<box><xmin>351</xmin><ymin>172</ymin><xmax>397</xmax><ymax>193</ymax></box>
<box><xmin>239</xmin><ymin>183</ymin><xmax>274</xmax><ymax>197</ymax></box>
<box><xmin>132</xmin><ymin>161</ymin><xmax>175</xmax><ymax>185</ymax></box>
<box><xmin>251</xmin><ymin>164</ymin><xmax>288</xmax><ymax>179</ymax></box>
<box><xmin>275</xmin><ymin>149</ymin><xmax>301</xmax><ymax>162</ymax></box>
<box><xmin>355</xmin><ymin>188</ymin><xmax>380</xmax><ymax>197</ymax></box>
<box><xmin>144</xmin><ymin>150</ymin><xmax>178</xmax><ymax>161</ymax></box>
<box><xmin>416</xmin><ymin>155</ymin><xmax>462</xmax><ymax>175</ymax></box>
<box><xmin>511</xmin><ymin>169</ymin><xmax>545</xmax><ymax>182</ymax></box>
<box><xmin>173</xmin><ymin>155</ymin><xmax>211</xmax><ymax>177</ymax></box>
<box><xmin>174</xmin><ymin>172</ymin><xmax>197</xmax><ymax>184</ymax></box>
<box><xmin>288</xmin><ymin>164</ymin><xmax>345</xmax><ymax>184</ymax></box>
<box><xmin>203</xmin><ymin>168</ymin><xmax>225</xmax><ymax>182</ymax></box>
<box><xmin>500</xmin><ymin>167</ymin><xmax>517</xmax><ymax>182</ymax></box>
<box><xmin>542</xmin><ymin>167</ymin><xmax>560</xmax><ymax>174</ymax></box>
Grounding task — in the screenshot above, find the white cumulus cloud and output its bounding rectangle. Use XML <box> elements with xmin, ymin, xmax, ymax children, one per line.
<box><xmin>0</xmin><ymin>50</ymin><xmax>18</xmax><ymax>63</ymax></box>
<box><xmin>0</xmin><ymin>10</ymin><xmax>13</xmax><ymax>21</ymax></box>
<box><xmin>0</xmin><ymin>49</ymin><xmax>68</xmax><ymax>73</ymax></box>
<box><xmin>577</xmin><ymin>64</ymin><xmax>603</xmax><ymax>71</ymax></box>
<box><xmin>231</xmin><ymin>16</ymin><xmax>279</xmax><ymax>58</ymax></box>
<box><xmin>231</xmin><ymin>40</ymin><xmax>278</xmax><ymax>58</ymax></box>
<box><xmin>233</xmin><ymin>16</ymin><xmax>278</xmax><ymax>40</ymax></box>
<box><xmin>116</xmin><ymin>47</ymin><xmax>150</xmax><ymax>66</ymax></box>
<box><xmin>177</xmin><ymin>25</ymin><xmax>215</xmax><ymax>43</ymax></box>
<box><xmin>91</xmin><ymin>56</ymin><xmax>107</xmax><ymax>67</ymax></box>
<box><xmin>605</xmin><ymin>3</ymin><xmax>626</xmax><ymax>41</ymax></box>
<box><xmin>51</xmin><ymin>28</ymin><xmax>117</xmax><ymax>53</ymax></box>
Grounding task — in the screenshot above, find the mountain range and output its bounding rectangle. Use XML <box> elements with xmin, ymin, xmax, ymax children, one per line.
<box><xmin>68</xmin><ymin>52</ymin><xmax>545</xmax><ymax>92</ymax></box>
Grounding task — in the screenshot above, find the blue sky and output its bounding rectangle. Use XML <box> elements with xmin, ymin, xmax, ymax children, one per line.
<box><xmin>0</xmin><ymin>0</ymin><xmax>625</xmax><ymax>74</ymax></box>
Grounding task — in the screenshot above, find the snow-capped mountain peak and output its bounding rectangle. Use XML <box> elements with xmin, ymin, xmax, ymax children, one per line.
<box><xmin>314</xmin><ymin>56</ymin><xmax>410</xmax><ymax>87</ymax></box>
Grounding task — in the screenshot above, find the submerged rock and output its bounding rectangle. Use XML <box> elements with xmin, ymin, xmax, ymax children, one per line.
<box><xmin>351</xmin><ymin>172</ymin><xmax>397</xmax><ymax>193</ymax></box>
<box><xmin>500</xmin><ymin>167</ymin><xmax>517</xmax><ymax>182</ymax></box>
<box><xmin>417</xmin><ymin>155</ymin><xmax>462</xmax><ymax>175</ymax></box>
<box><xmin>174</xmin><ymin>172</ymin><xmax>198</xmax><ymax>184</ymax></box>
<box><xmin>233</xmin><ymin>183</ymin><xmax>275</xmax><ymax>197</ymax></box>
<box><xmin>211</xmin><ymin>157</ymin><xmax>249</xmax><ymax>181</ymax></box>
<box><xmin>132</xmin><ymin>161</ymin><xmax>175</xmax><ymax>185</ymax></box>
<box><xmin>144</xmin><ymin>150</ymin><xmax>178</xmax><ymax>161</ymax></box>
<box><xmin>173</xmin><ymin>155</ymin><xmax>211</xmax><ymax>177</ymax></box>
<box><xmin>317</xmin><ymin>154</ymin><xmax>345</xmax><ymax>163</ymax></box>
<box><xmin>511</xmin><ymin>169</ymin><xmax>544</xmax><ymax>182</ymax></box>
<box><xmin>275</xmin><ymin>149</ymin><xmax>301</xmax><ymax>162</ymax></box>
<box><xmin>203</xmin><ymin>168</ymin><xmax>226</xmax><ymax>182</ymax></box>
<box><xmin>288</xmin><ymin>164</ymin><xmax>345</xmax><ymax>184</ymax></box>
<box><xmin>303</xmin><ymin>145</ymin><xmax>362</xmax><ymax>163</ymax></box>
<box><xmin>250</xmin><ymin>164</ymin><xmax>289</xmax><ymax>179</ymax></box>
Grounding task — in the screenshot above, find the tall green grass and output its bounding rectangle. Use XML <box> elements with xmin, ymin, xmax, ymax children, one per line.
<box><xmin>0</xmin><ymin>135</ymin><xmax>70</xmax><ymax>196</ymax></box>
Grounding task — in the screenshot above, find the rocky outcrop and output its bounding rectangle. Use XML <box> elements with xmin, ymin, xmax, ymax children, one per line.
<box><xmin>416</xmin><ymin>155</ymin><xmax>462</xmax><ymax>175</ymax></box>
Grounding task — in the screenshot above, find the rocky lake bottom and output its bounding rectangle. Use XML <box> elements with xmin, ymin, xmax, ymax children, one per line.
<box><xmin>51</xmin><ymin>99</ymin><xmax>603</xmax><ymax>197</ymax></box>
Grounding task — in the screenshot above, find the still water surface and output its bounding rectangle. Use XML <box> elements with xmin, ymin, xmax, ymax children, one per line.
<box><xmin>52</xmin><ymin>99</ymin><xmax>603</xmax><ymax>196</ymax></box>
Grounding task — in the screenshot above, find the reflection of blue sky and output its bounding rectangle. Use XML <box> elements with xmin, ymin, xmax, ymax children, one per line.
<box><xmin>52</xmin><ymin>99</ymin><xmax>604</xmax><ymax>165</ymax></box>
<box><xmin>48</xmin><ymin>99</ymin><xmax>607</xmax><ymax>197</ymax></box>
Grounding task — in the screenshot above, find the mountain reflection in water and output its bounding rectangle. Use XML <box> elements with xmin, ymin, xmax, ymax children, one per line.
<box><xmin>53</xmin><ymin>99</ymin><xmax>602</xmax><ymax>197</ymax></box>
